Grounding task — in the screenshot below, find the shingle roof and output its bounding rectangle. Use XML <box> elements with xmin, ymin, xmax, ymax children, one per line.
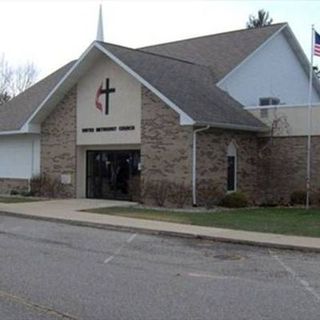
<box><xmin>0</xmin><ymin>24</ymin><xmax>285</xmax><ymax>133</ymax></box>
<box><xmin>141</xmin><ymin>23</ymin><xmax>286</xmax><ymax>81</ymax></box>
<box><xmin>0</xmin><ymin>61</ymin><xmax>75</xmax><ymax>132</ymax></box>
<box><xmin>99</xmin><ymin>42</ymin><xmax>266</xmax><ymax>130</ymax></box>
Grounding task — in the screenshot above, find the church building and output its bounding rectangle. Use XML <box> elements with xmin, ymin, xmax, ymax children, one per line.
<box><xmin>1</xmin><ymin>14</ymin><xmax>320</xmax><ymax>207</ymax></box>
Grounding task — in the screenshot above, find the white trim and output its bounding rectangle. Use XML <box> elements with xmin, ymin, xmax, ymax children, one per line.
<box><xmin>245</xmin><ymin>103</ymin><xmax>320</xmax><ymax>110</ymax></box>
<box><xmin>94</xmin><ymin>42</ymin><xmax>195</xmax><ymax>125</ymax></box>
<box><xmin>180</xmin><ymin>113</ymin><xmax>195</xmax><ymax>125</ymax></box>
<box><xmin>0</xmin><ymin>124</ymin><xmax>41</xmax><ymax>136</ymax></box>
<box><xmin>195</xmin><ymin>121</ymin><xmax>268</xmax><ymax>132</ymax></box>
<box><xmin>25</xmin><ymin>42</ymin><xmax>97</xmax><ymax>126</ymax></box>
<box><xmin>217</xmin><ymin>24</ymin><xmax>288</xmax><ymax>87</ymax></box>
<box><xmin>283</xmin><ymin>25</ymin><xmax>320</xmax><ymax>98</ymax></box>
<box><xmin>0</xmin><ymin>130</ymin><xmax>28</xmax><ymax>136</ymax></box>
<box><xmin>21</xmin><ymin>123</ymin><xmax>41</xmax><ymax>133</ymax></box>
<box><xmin>23</xmin><ymin>41</ymin><xmax>195</xmax><ymax>128</ymax></box>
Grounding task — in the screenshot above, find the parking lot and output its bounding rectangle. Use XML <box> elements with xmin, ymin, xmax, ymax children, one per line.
<box><xmin>0</xmin><ymin>214</ymin><xmax>319</xmax><ymax>320</ymax></box>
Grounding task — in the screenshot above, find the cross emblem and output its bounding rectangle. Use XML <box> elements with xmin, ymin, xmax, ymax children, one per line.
<box><xmin>95</xmin><ymin>78</ymin><xmax>116</xmax><ymax>115</ymax></box>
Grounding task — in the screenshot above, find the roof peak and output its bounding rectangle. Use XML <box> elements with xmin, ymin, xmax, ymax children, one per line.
<box><xmin>96</xmin><ymin>40</ymin><xmax>200</xmax><ymax>66</ymax></box>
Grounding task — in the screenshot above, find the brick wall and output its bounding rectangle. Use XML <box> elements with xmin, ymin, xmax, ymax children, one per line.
<box><xmin>258</xmin><ymin>136</ymin><xmax>320</xmax><ymax>204</ymax></box>
<box><xmin>140</xmin><ymin>87</ymin><xmax>193</xmax><ymax>206</ymax></box>
<box><xmin>40</xmin><ymin>87</ymin><xmax>77</xmax><ymax>198</ymax></box>
<box><xmin>0</xmin><ymin>178</ymin><xmax>29</xmax><ymax>194</ymax></box>
<box><xmin>140</xmin><ymin>87</ymin><xmax>262</xmax><ymax>207</ymax></box>
<box><xmin>196</xmin><ymin>129</ymin><xmax>259</xmax><ymax>204</ymax></box>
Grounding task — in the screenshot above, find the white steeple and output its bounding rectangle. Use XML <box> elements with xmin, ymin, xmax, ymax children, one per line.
<box><xmin>96</xmin><ymin>4</ymin><xmax>104</xmax><ymax>42</ymax></box>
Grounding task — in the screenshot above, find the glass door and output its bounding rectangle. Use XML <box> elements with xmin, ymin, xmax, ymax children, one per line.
<box><xmin>86</xmin><ymin>150</ymin><xmax>140</xmax><ymax>200</ymax></box>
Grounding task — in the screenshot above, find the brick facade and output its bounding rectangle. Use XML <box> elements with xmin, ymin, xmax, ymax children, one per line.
<box><xmin>258</xmin><ymin>136</ymin><xmax>320</xmax><ymax>204</ymax></box>
<box><xmin>141</xmin><ymin>87</ymin><xmax>193</xmax><ymax>206</ymax></box>
<box><xmin>196</xmin><ymin>129</ymin><xmax>259</xmax><ymax>204</ymax></box>
<box><xmin>140</xmin><ymin>88</ymin><xmax>260</xmax><ymax>206</ymax></box>
<box><xmin>140</xmin><ymin>87</ymin><xmax>265</xmax><ymax>207</ymax></box>
<box><xmin>40</xmin><ymin>87</ymin><xmax>77</xmax><ymax>198</ymax></box>
<box><xmin>36</xmin><ymin>85</ymin><xmax>319</xmax><ymax>206</ymax></box>
<box><xmin>0</xmin><ymin>178</ymin><xmax>29</xmax><ymax>194</ymax></box>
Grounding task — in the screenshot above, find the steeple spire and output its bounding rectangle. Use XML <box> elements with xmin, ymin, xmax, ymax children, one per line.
<box><xmin>96</xmin><ymin>4</ymin><xmax>104</xmax><ymax>42</ymax></box>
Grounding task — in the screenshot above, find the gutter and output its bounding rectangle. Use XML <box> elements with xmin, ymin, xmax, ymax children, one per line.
<box><xmin>0</xmin><ymin>130</ymin><xmax>27</xmax><ymax>136</ymax></box>
<box><xmin>194</xmin><ymin>121</ymin><xmax>268</xmax><ymax>133</ymax></box>
<box><xmin>192</xmin><ymin>125</ymin><xmax>210</xmax><ymax>206</ymax></box>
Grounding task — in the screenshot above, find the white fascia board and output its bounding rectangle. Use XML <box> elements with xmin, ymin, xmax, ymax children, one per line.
<box><xmin>217</xmin><ymin>24</ymin><xmax>288</xmax><ymax>87</ymax></box>
<box><xmin>283</xmin><ymin>26</ymin><xmax>320</xmax><ymax>97</ymax></box>
<box><xmin>23</xmin><ymin>41</ymin><xmax>194</xmax><ymax>128</ymax></box>
<box><xmin>245</xmin><ymin>103</ymin><xmax>320</xmax><ymax>110</ymax></box>
<box><xmin>195</xmin><ymin>121</ymin><xmax>269</xmax><ymax>133</ymax></box>
<box><xmin>0</xmin><ymin>124</ymin><xmax>41</xmax><ymax>136</ymax></box>
<box><xmin>94</xmin><ymin>42</ymin><xmax>195</xmax><ymax>126</ymax></box>
<box><xmin>24</xmin><ymin>42</ymin><xmax>97</xmax><ymax>126</ymax></box>
<box><xmin>0</xmin><ymin>130</ymin><xmax>25</xmax><ymax>136</ymax></box>
<box><xmin>21</xmin><ymin>123</ymin><xmax>41</xmax><ymax>133</ymax></box>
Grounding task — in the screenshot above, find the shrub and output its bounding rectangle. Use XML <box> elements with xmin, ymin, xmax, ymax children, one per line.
<box><xmin>139</xmin><ymin>177</ymin><xmax>151</xmax><ymax>204</ymax></box>
<box><xmin>290</xmin><ymin>190</ymin><xmax>307</xmax><ymax>205</ymax></box>
<box><xmin>149</xmin><ymin>180</ymin><xmax>171</xmax><ymax>207</ymax></box>
<box><xmin>220</xmin><ymin>192</ymin><xmax>248</xmax><ymax>208</ymax></box>
<box><xmin>128</xmin><ymin>175</ymin><xmax>141</xmax><ymax>202</ymax></box>
<box><xmin>30</xmin><ymin>174</ymin><xmax>63</xmax><ymax>198</ymax></box>
<box><xmin>10</xmin><ymin>189</ymin><xmax>19</xmax><ymax>196</ymax></box>
<box><xmin>169</xmin><ymin>182</ymin><xmax>192</xmax><ymax>208</ymax></box>
<box><xmin>259</xmin><ymin>201</ymin><xmax>278</xmax><ymax>208</ymax></box>
<box><xmin>198</xmin><ymin>183</ymin><xmax>224</xmax><ymax>209</ymax></box>
<box><xmin>20</xmin><ymin>190</ymin><xmax>34</xmax><ymax>197</ymax></box>
<box><xmin>310</xmin><ymin>188</ymin><xmax>320</xmax><ymax>207</ymax></box>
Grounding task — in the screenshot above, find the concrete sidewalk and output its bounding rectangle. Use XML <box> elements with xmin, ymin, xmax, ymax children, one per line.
<box><xmin>0</xmin><ymin>199</ymin><xmax>320</xmax><ymax>252</ymax></box>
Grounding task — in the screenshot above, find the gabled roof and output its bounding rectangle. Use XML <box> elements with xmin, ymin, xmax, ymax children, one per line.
<box><xmin>1</xmin><ymin>24</ymin><xmax>291</xmax><ymax>134</ymax></box>
<box><xmin>0</xmin><ymin>61</ymin><xmax>75</xmax><ymax>132</ymax></box>
<box><xmin>99</xmin><ymin>42</ymin><xmax>266</xmax><ymax>130</ymax></box>
<box><xmin>141</xmin><ymin>23</ymin><xmax>287</xmax><ymax>81</ymax></box>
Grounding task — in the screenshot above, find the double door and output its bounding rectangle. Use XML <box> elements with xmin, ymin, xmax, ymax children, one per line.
<box><xmin>86</xmin><ymin>150</ymin><xmax>140</xmax><ymax>200</ymax></box>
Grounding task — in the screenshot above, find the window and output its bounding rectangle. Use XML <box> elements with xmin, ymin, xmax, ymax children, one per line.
<box><xmin>227</xmin><ymin>142</ymin><xmax>237</xmax><ymax>192</ymax></box>
<box><xmin>259</xmin><ymin>97</ymin><xmax>280</xmax><ymax>106</ymax></box>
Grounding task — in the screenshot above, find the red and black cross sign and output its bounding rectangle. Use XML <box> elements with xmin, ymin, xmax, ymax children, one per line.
<box><xmin>95</xmin><ymin>78</ymin><xmax>116</xmax><ymax>115</ymax></box>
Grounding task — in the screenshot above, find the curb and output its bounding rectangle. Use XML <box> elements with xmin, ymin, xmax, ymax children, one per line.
<box><xmin>1</xmin><ymin>210</ymin><xmax>320</xmax><ymax>253</ymax></box>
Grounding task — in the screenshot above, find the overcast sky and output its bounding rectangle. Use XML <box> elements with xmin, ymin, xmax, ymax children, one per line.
<box><xmin>1</xmin><ymin>0</ymin><xmax>320</xmax><ymax>79</ymax></box>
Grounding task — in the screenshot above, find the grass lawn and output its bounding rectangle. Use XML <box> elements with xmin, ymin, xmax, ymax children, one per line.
<box><xmin>0</xmin><ymin>196</ymin><xmax>40</xmax><ymax>203</ymax></box>
<box><xmin>85</xmin><ymin>206</ymin><xmax>320</xmax><ymax>238</ymax></box>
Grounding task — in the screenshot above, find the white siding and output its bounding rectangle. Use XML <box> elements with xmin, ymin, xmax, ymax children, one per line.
<box><xmin>0</xmin><ymin>135</ymin><xmax>40</xmax><ymax>179</ymax></box>
<box><xmin>219</xmin><ymin>32</ymin><xmax>320</xmax><ymax>106</ymax></box>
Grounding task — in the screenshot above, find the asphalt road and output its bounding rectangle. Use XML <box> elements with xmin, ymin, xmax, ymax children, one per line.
<box><xmin>0</xmin><ymin>214</ymin><xmax>319</xmax><ymax>320</ymax></box>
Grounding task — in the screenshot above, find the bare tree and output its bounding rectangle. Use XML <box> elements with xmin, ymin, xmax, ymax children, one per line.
<box><xmin>0</xmin><ymin>54</ymin><xmax>38</xmax><ymax>105</ymax></box>
<box><xmin>247</xmin><ymin>9</ymin><xmax>273</xmax><ymax>29</ymax></box>
<box><xmin>258</xmin><ymin>110</ymin><xmax>291</xmax><ymax>205</ymax></box>
<box><xmin>0</xmin><ymin>55</ymin><xmax>13</xmax><ymax>104</ymax></box>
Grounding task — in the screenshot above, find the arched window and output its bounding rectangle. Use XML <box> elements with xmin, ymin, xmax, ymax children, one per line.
<box><xmin>227</xmin><ymin>142</ymin><xmax>237</xmax><ymax>192</ymax></box>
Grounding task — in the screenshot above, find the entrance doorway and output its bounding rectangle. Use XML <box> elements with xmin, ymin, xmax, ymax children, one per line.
<box><xmin>86</xmin><ymin>150</ymin><xmax>140</xmax><ymax>200</ymax></box>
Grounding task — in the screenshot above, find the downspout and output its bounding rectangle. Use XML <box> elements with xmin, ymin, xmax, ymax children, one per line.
<box><xmin>28</xmin><ymin>137</ymin><xmax>35</xmax><ymax>192</ymax></box>
<box><xmin>192</xmin><ymin>125</ymin><xmax>210</xmax><ymax>206</ymax></box>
